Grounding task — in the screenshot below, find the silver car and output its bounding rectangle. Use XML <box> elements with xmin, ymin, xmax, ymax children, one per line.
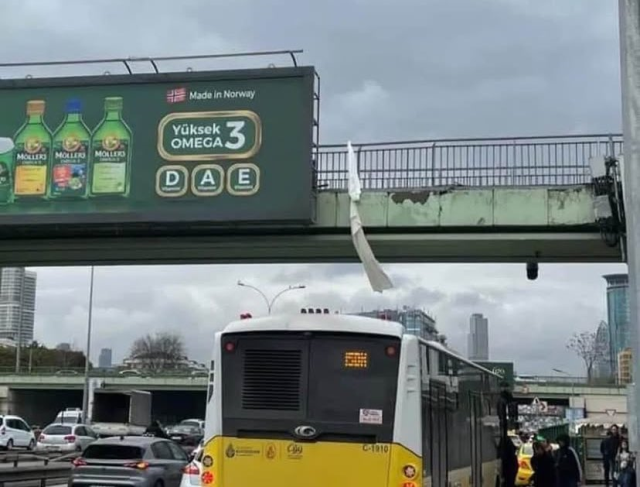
<box><xmin>69</xmin><ymin>436</ymin><xmax>189</xmax><ymax>487</ymax></box>
<box><xmin>37</xmin><ymin>423</ymin><xmax>97</xmax><ymax>453</ymax></box>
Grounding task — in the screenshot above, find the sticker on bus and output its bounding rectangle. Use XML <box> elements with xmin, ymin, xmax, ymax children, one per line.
<box><xmin>359</xmin><ymin>408</ymin><xmax>383</xmax><ymax>424</ymax></box>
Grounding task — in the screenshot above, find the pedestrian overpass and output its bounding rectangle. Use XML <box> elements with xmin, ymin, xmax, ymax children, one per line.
<box><xmin>4</xmin><ymin>133</ymin><xmax>624</xmax><ymax>265</ymax></box>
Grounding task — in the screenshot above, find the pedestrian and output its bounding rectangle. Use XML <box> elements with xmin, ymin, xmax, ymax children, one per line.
<box><xmin>499</xmin><ymin>436</ymin><xmax>518</xmax><ymax>487</ymax></box>
<box><xmin>555</xmin><ymin>434</ymin><xmax>583</xmax><ymax>487</ymax></box>
<box><xmin>615</xmin><ymin>439</ymin><xmax>635</xmax><ymax>487</ymax></box>
<box><xmin>144</xmin><ymin>419</ymin><xmax>169</xmax><ymax>439</ymax></box>
<box><xmin>602</xmin><ymin>425</ymin><xmax>622</xmax><ymax>487</ymax></box>
<box><xmin>531</xmin><ymin>440</ymin><xmax>556</xmax><ymax>487</ymax></box>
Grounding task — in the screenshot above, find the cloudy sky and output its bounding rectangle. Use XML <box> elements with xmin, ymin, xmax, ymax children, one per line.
<box><xmin>0</xmin><ymin>0</ymin><xmax>627</xmax><ymax>374</ymax></box>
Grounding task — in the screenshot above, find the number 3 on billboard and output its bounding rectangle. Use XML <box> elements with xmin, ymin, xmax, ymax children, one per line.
<box><xmin>226</xmin><ymin>121</ymin><xmax>245</xmax><ymax>150</ymax></box>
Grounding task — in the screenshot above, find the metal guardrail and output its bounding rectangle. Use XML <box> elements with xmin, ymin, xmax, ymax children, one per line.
<box><xmin>515</xmin><ymin>376</ymin><xmax>623</xmax><ymax>386</ymax></box>
<box><xmin>0</xmin><ymin>449</ymin><xmax>77</xmax><ymax>464</ymax></box>
<box><xmin>0</xmin><ymin>366</ymin><xmax>208</xmax><ymax>378</ymax></box>
<box><xmin>317</xmin><ymin>134</ymin><xmax>623</xmax><ymax>190</ymax></box>
<box><xmin>0</xmin><ymin>463</ymin><xmax>71</xmax><ymax>486</ymax></box>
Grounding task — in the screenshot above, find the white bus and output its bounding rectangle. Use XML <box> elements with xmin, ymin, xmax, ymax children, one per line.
<box><xmin>201</xmin><ymin>313</ymin><xmax>501</xmax><ymax>487</ymax></box>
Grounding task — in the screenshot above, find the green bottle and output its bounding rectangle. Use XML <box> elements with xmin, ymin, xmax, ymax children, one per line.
<box><xmin>13</xmin><ymin>100</ymin><xmax>52</xmax><ymax>201</ymax></box>
<box><xmin>90</xmin><ymin>97</ymin><xmax>132</xmax><ymax>197</ymax></box>
<box><xmin>0</xmin><ymin>138</ymin><xmax>14</xmax><ymax>205</ymax></box>
<box><xmin>50</xmin><ymin>98</ymin><xmax>91</xmax><ymax>199</ymax></box>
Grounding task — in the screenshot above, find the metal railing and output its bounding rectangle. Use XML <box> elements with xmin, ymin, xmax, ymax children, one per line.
<box><xmin>317</xmin><ymin>134</ymin><xmax>623</xmax><ymax>191</ymax></box>
<box><xmin>515</xmin><ymin>376</ymin><xmax>623</xmax><ymax>386</ymax></box>
<box><xmin>0</xmin><ymin>366</ymin><xmax>208</xmax><ymax>378</ymax></box>
<box><xmin>0</xmin><ymin>463</ymin><xmax>71</xmax><ymax>487</ymax></box>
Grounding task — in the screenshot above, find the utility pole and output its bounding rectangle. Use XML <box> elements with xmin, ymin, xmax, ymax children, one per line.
<box><xmin>14</xmin><ymin>269</ymin><xmax>26</xmax><ymax>374</ymax></box>
<box><xmin>619</xmin><ymin>0</ymin><xmax>640</xmax><ymax>451</ymax></box>
<box><xmin>81</xmin><ymin>266</ymin><xmax>95</xmax><ymax>424</ymax></box>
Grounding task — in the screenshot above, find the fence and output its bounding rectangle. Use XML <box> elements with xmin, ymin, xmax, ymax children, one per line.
<box><xmin>317</xmin><ymin>134</ymin><xmax>623</xmax><ymax>191</ymax></box>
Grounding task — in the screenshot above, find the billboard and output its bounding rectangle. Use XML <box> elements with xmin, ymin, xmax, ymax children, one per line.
<box><xmin>0</xmin><ymin>67</ymin><xmax>316</xmax><ymax>234</ymax></box>
<box><xmin>476</xmin><ymin>361</ymin><xmax>515</xmax><ymax>387</ymax></box>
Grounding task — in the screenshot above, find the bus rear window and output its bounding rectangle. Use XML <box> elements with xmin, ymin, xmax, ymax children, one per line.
<box><xmin>307</xmin><ymin>336</ymin><xmax>399</xmax><ymax>426</ymax></box>
<box><xmin>221</xmin><ymin>332</ymin><xmax>401</xmax><ymax>442</ymax></box>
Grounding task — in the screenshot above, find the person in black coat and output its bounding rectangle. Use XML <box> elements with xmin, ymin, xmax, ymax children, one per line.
<box><xmin>531</xmin><ymin>441</ymin><xmax>556</xmax><ymax>487</ymax></box>
<box><xmin>499</xmin><ymin>436</ymin><xmax>518</xmax><ymax>487</ymax></box>
<box><xmin>601</xmin><ymin>425</ymin><xmax>622</xmax><ymax>487</ymax></box>
<box><xmin>556</xmin><ymin>434</ymin><xmax>583</xmax><ymax>487</ymax></box>
<box><xmin>144</xmin><ymin>420</ymin><xmax>170</xmax><ymax>439</ymax></box>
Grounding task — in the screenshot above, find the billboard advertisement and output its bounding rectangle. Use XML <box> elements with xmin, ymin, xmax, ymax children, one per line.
<box><xmin>476</xmin><ymin>361</ymin><xmax>515</xmax><ymax>387</ymax></box>
<box><xmin>0</xmin><ymin>67</ymin><xmax>315</xmax><ymax>232</ymax></box>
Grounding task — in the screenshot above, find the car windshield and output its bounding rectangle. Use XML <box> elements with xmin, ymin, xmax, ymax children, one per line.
<box><xmin>42</xmin><ymin>425</ymin><xmax>72</xmax><ymax>435</ymax></box>
<box><xmin>84</xmin><ymin>444</ymin><xmax>145</xmax><ymax>460</ymax></box>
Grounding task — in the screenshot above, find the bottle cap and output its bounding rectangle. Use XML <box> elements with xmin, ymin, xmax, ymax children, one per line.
<box><xmin>104</xmin><ymin>97</ymin><xmax>123</xmax><ymax>111</ymax></box>
<box><xmin>0</xmin><ymin>138</ymin><xmax>13</xmax><ymax>154</ymax></box>
<box><xmin>66</xmin><ymin>98</ymin><xmax>83</xmax><ymax>114</ymax></box>
<box><xmin>26</xmin><ymin>100</ymin><xmax>45</xmax><ymax>116</ymax></box>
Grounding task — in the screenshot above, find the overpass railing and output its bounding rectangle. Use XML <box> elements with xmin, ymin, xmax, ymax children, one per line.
<box><xmin>317</xmin><ymin>134</ymin><xmax>623</xmax><ymax>191</ymax></box>
<box><xmin>515</xmin><ymin>376</ymin><xmax>623</xmax><ymax>386</ymax></box>
<box><xmin>0</xmin><ymin>367</ymin><xmax>208</xmax><ymax>378</ymax></box>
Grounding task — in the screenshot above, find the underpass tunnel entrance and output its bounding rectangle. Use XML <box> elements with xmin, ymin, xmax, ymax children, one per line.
<box><xmin>150</xmin><ymin>390</ymin><xmax>206</xmax><ymax>425</ymax></box>
<box><xmin>10</xmin><ymin>389</ymin><xmax>83</xmax><ymax>427</ymax></box>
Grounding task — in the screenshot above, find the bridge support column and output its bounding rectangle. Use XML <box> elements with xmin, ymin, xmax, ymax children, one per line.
<box><xmin>0</xmin><ymin>387</ymin><xmax>11</xmax><ymax>416</ymax></box>
<box><xmin>620</xmin><ymin>0</ymin><xmax>640</xmax><ymax>450</ymax></box>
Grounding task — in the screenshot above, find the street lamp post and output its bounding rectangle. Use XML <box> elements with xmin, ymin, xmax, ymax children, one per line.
<box><xmin>237</xmin><ymin>281</ymin><xmax>306</xmax><ymax>314</ymax></box>
<box><xmin>81</xmin><ymin>266</ymin><xmax>95</xmax><ymax>424</ymax></box>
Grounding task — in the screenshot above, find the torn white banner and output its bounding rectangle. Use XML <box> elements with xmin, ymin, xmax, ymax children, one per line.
<box><xmin>347</xmin><ymin>141</ymin><xmax>393</xmax><ymax>292</ymax></box>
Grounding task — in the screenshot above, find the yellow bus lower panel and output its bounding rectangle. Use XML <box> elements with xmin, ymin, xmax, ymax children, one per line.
<box><xmin>202</xmin><ymin>436</ymin><xmax>422</xmax><ymax>487</ymax></box>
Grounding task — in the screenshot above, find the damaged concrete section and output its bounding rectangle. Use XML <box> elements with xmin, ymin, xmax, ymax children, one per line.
<box><xmin>317</xmin><ymin>186</ymin><xmax>596</xmax><ymax>228</ymax></box>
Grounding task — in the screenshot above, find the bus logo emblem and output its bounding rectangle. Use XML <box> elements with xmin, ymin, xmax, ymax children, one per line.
<box><xmin>225</xmin><ymin>444</ymin><xmax>236</xmax><ymax>458</ymax></box>
<box><xmin>294</xmin><ymin>425</ymin><xmax>317</xmax><ymax>438</ymax></box>
<box><xmin>266</xmin><ymin>443</ymin><xmax>277</xmax><ymax>459</ymax></box>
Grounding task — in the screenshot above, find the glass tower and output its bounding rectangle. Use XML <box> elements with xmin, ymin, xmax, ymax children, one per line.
<box><xmin>603</xmin><ymin>274</ymin><xmax>630</xmax><ymax>374</ymax></box>
<box><xmin>0</xmin><ymin>267</ymin><xmax>37</xmax><ymax>344</ymax></box>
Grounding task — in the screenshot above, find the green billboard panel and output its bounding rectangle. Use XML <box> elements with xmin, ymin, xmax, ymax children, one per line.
<box><xmin>0</xmin><ymin>67</ymin><xmax>315</xmax><ymax>232</ymax></box>
<box><xmin>476</xmin><ymin>361</ymin><xmax>515</xmax><ymax>387</ymax></box>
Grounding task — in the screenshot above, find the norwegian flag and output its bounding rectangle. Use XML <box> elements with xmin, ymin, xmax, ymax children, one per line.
<box><xmin>166</xmin><ymin>87</ymin><xmax>187</xmax><ymax>104</ymax></box>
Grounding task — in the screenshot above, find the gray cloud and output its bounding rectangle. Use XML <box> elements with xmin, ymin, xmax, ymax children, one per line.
<box><xmin>0</xmin><ymin>0</ymin><xmax>626</xmax><ymax>375</ymax></box>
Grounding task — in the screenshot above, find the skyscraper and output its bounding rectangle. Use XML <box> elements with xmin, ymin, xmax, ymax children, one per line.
<box><xmin>604</xmin><ymin>274</ymin><xmax>630</xmax><ymax>374</ymax></box>
<box><xmin>593</xmin><ymin>321</ymin><xmax>612</xmax><ymax>380</ymax></box>
<box><xmin>0</xmin><ymin>268</ymin><xmax>37</xmax><ymax>344</ymax></box>
<box><xmin>468</xmin><ymin>313</ymin><xmax>489</xmax><ymax>361</ymax></box>
<box><xmin>99</xmin><ymin>348</ymin><xmax>113</xmax><ymax>368</ymax></box>
<box><xmin>354</xmin><ymin>307</ymin><xmax>440</xmax><ymax>341</ymax></box>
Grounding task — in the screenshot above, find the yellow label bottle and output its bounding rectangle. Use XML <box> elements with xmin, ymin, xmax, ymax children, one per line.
<box><xmin>13</xmin><ymin>100</ymin><xmax>52</xmax><ymax>200</ymax></box>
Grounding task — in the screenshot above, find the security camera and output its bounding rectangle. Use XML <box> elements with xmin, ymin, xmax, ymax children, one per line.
<box><xmin>526</xmin><ymin>262</ymin><xmax>539</xmax><ymax>281</ymax></box>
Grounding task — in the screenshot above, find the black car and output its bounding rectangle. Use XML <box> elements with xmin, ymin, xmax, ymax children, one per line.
<box><xmin>166</xmin><ymin>425</ymin><xmax>203</xmax><ymax>448</ymax></box>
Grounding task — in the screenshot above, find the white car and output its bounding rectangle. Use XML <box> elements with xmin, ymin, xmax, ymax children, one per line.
<box><xmin>180</xmin><ymin>446</ymin><xmax>203</xmax><ymax>487</ymax></box>
<box><xmin>54</xmin><ymin>408</ymin><xmax>83</xmax><ymax>425</ymax></box>
<box><xmin>36</xmin><ymin>423</ymin><xmax>98</xmax><ymax>453</ymax></box>
<box><xmin>0</xmin><ymin>415</ymin><xmax>36</xmax><ymax>450</ymax></box>
<box><xmin>180</xmin><ymin>419</ymin><xmax>205</xmax><ymax>430</ymax></box>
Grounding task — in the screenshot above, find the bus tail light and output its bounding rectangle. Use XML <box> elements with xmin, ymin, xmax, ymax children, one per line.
<box><xmin>385</xmin><ymin>345</ymin><xmax>397</xmax><ymax>357</ymax></box>
<box><xmin>224</xmin><ymin>342</ymin><xmax>236</xmax><ymax>353</ymax></box>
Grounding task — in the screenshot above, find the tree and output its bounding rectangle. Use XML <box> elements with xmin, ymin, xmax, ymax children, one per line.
<box><xmin>128</xmin><ymin>332</ymin><xmax>186</xmax><ymax>372</ymax></box>
<box><xmin>567</xmin><ymin>331</ymin><xmax>607</xmax><ymax>381</ymax></box>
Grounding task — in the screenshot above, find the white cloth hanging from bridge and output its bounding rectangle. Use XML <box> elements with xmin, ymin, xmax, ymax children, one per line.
<box><xmin>347</xmin><ymin>141</ymin><xmax>393</xmax><ymax>293</ymax></box>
